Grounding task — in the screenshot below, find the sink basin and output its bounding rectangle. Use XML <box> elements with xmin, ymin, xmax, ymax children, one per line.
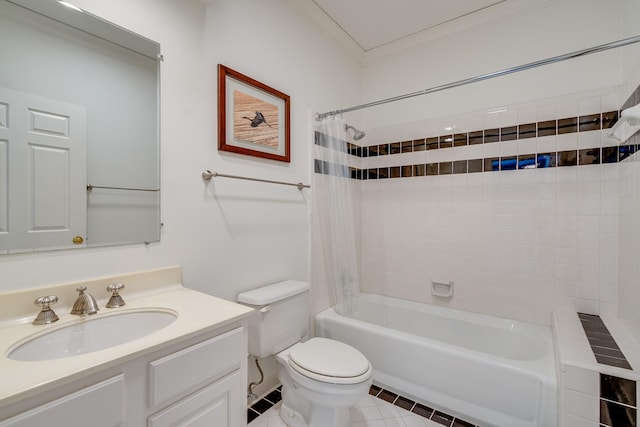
<box><xmin>8</xmin><ymin>310</ymin><xmax>177</xmax><ymax>361</ymax></box>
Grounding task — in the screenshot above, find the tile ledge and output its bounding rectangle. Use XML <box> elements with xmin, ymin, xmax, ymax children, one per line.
<box><xmin>553</xmin><ymin>309</ymin><xmax>640</xmax><ymax>380</ymax></box>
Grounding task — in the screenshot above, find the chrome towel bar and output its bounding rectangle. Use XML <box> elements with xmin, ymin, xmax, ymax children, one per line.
<box><xmin>201</xmin><ymin>170</ymin><xmax>310</xmax><ymax>190</ymax></box>
<box><xmin>87</xmin><ymin>185</ymin><xmax>159</xmax><ymax>192</ymax></box>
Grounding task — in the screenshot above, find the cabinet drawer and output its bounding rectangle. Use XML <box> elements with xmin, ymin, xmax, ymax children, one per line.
<box><xmin>148</xmin><ymin>370</ymin><xmax>242</xmax><ymax>427</ymax></box>
<box><xmin>149</xmin><ymin>326</ymin><xmax>244</xmax><ymax>407</ymax></box>
<box><xmin>0</xmin><ymin>375</ymin><xmax>124</xmax><ymax>427</ymax></box>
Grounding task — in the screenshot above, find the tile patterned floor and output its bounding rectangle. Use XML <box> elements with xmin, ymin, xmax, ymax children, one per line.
<box><xmin>248</xmin><ymin>385</ymin><xmax>479</xmax><ymax>427</ymax></box>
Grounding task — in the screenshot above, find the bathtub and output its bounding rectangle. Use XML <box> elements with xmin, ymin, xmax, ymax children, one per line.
<box><xmin>315</xmin><ymin>293</ymin><xmax>557</xmax><ymax>427</ymax></box>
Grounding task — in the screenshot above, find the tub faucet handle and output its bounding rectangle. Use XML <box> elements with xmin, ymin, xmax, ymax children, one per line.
<box><xmin>33</xmin><ymin>295</ymin><xmax>59</xmax><ymax>325</ymax></box>
<box><xmin>105</xmin><ymin>283</ymin><xmax>125</xmax><ymax>308</ymax></box>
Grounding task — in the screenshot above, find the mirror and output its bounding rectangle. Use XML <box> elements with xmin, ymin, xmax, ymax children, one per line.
<box><xmin>0</xmin><ymin>0</ymin><xmax>161</xmax><ymax>253</ymax></box>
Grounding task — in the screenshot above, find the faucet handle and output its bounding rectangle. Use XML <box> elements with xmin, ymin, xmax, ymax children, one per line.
<box><xmin>106</xmin><ymin>283</ymin><xmax>125</xmax><ymax>308</ymax></box>
<box><xmin>106</xmin><ymin>283</ymin><xmax>124</xmax><ymax>293</ymax></box>
<box><xmin>33</xmin><ymin>295</ymin><xmax>59</xmax><ymax>325</ymax></box>
<box><xmin>34</xmin><ymin>295</ymin><xmax>58</xmax><ymax>309</ymax></box>
<box><xmin>76</xmin><ymin>286</ymin><xmax>87</xmax><ymax>293</ymax></box>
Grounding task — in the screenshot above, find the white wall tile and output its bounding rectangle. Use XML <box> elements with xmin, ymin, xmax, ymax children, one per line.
<box><xmin>483</xmin><ymin>142</ymin><xmax>500</xmax><ymax>158</ymax></box>
<box><xmin>565</xmin><ymin>365</ymin><xmax>598</xmax><ymax>395</ymax></box>
<box><xmin>600</xmin><ymin>90</ymin><xmax>620</xmax><ymax>112</ymax></box>
<box><xmin>537</xmin><ymin>104</ymin><xmax>558</xmax><ymax>122</ymax></box>
<box><xmin>578</xmin><ymin>131</ymin><xmax>601</xmax><ymax>149</ymax></box>
<box><xmin>565</xmin><ymin>390</ymin><xmax>598</xmax><ymax>421</ymax></box>
<box><xmin>517</xmin><ymin>138</ymin><xmax>537</xmax><ymax>155</ymax></box>
<box><xmin>557</xmin><ymin>133</ymin><xmax>578</xmax><ymax>151</ymax></box>
<box><xmin>578</xmin><ymin>96</ymin><xmax>602</xmax><ymax>116</ymax></box>
<box><xmin>537</xmin><ymin>135</ymin><xmax>558</xmax><ymax>154</ymax></box>
<box><xmin>354</xmin><ymin>85</ymin><xmax>627</xmax><ymax>325</ymax></box>
<box><xmin>467</xmin><ymin>143</ymin><xmax>483</xmax><ymax>159</ymax></box>
<box><xmin>565</xmin><ymin>413</ymin><xmax>598</xmax><ymax>427</ymax></box>
<box><xmin>577</xmin><ymin>299</ymin><xmax>600</xmax><ymax>315</ymax></box>
<box><xmin>558</xmin><ymin>99</ymin><xmax>578</xmax><ymax>118</ymax></box>
<box><xmin>518</xmin><ymin>105</ymin><xmax>537</xmax><ymax>124</ymax></box>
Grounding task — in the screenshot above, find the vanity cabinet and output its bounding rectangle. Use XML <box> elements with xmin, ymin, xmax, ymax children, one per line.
<box><xmin>0</xmin><ymin>325</ymin><xmax>247</xmax><ymax>427</ymax></box>
<box><xmin>0</xmin><ymin>375</ymin><xmax>125</xmax><ymax>427</ymax></box>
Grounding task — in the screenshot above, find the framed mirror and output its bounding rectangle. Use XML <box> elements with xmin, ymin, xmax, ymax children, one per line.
<box><xmin>0</xmin><ymin>0</ymin><xmax>161</xmax><ymax>253</ymax></box>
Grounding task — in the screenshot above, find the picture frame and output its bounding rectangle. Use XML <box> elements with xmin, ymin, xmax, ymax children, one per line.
<box><xmin>218</xmin><ymin>64</ymin><xmax>290</xmax><ymax>162</ymax></box>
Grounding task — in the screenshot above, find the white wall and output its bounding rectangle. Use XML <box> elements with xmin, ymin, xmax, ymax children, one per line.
<box><xmin>0</xmin><ymin>0</ymin><xmax>361</xmax><ymax>301</ymax></box>
<box><xmin>353</xmin><ymin>0</ymin><xmax>633</xmax><ymax>326</ymax></box>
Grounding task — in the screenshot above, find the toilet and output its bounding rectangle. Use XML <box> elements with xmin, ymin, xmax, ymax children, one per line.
<box><xmin>237</xmin><ymin>280</ymin><xmax>372</xmax><ymax>427</ymax></box>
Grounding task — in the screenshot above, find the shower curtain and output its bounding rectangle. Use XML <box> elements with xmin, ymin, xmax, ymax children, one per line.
<box><xmin>314</xmin><ymin>115</ymin><xmax>360</xmax><ymax>316</ymax></box>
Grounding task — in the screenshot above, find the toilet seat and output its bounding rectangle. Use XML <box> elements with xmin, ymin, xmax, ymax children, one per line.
<box><xmin>287</xmin><ymin>338</ymin><xmax>372</xmax><ymax>385</ymax></box>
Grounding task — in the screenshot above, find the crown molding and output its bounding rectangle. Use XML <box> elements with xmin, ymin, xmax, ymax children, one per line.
<box><xmin>281</xmin><ymin>0</ymin><xmax>365</xmax><ymax>62</ymax></box>
<box><xmin>361</xmin><ymin>0</ymin><xmax>551</xmax><ymax>66</ymax></box>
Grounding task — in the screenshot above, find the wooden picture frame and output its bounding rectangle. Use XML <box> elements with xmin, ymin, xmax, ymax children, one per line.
<box><xmin>218</xmin><ymin>64</ymin><xmax>290</xmax><ymax>162</ymax></box>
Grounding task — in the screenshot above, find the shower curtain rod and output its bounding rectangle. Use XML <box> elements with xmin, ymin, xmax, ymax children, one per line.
<box><xmin>316</xmin><ymin>35</ymin><xmax>640</xmax><ymax>120</ymax></box>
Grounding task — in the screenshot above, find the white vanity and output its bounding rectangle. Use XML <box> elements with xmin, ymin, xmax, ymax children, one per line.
<box><xmin>0</xmin><ymin>266</ymin><xmax>253</xmax><ymax>426</ymax></box>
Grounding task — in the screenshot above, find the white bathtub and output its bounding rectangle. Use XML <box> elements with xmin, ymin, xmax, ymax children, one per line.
<box><xmin>315</xmin><ymin>293</ymin><xmax>557</xmax><ymax>427</ymax></box>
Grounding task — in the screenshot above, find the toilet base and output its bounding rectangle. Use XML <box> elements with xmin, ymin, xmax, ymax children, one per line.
<box><xmin>278</xmin><ymin>392</ymin><xmax>351</xmax><ymax>427</ymax></box>
<box><xmin>279</xmin><ymin>403</ymin><xmax>306</xmax><ymax>427</ymax></box>
<box><xmin>277</xmin><ymin>365</ymin><xmax>370</xmax><ymax>427</ymax></box>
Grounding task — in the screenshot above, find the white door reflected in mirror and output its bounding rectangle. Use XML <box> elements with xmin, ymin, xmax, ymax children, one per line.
<box><xmin>0</xmin><ymin>87</ymin><xmax>87</xmax><ymax>252</ymax></box>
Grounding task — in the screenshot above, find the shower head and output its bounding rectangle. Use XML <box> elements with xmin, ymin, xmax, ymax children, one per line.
<box><xmin>345</xmin><ymin>124</ymin><xmax>365</xmax><ymax>141</ymax></box>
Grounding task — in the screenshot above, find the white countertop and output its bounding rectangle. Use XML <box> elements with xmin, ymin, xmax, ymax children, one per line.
<box><xmin>0</xmin><ymin>266</ymin><xmax>254</xmax><ymax>409</ymax></box>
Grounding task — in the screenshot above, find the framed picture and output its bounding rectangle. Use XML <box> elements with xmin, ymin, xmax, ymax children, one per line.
<box><xmin>218</xmin><ymin>64</ymin><xmax>290</xmax><ymax>162</ymax></box>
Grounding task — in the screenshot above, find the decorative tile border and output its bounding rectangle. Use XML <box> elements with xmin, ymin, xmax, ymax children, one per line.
<box><xmin>314</xmin><ymin>144</ymin><xmax>638</xmax><ymax>180</ymax></box>
<box><xmin>578</xmin><ymin>313</ymin><xmax>632</xmax><ymax>370</ymax></box>
<box><xmin>248</xmin><ymin>384</ymin><xmax>480</xmax><ymax>426</ymax></box>
<box><xmin>247</xmin><ymin>386</ymin><xmax>282</xmax><ymax>423</ymax></box>
<box><xmin>369</xmin><ymin>384</ymin><xmax>479</xmax><ymax>427</ymax></box>
<box><xmin>600</xmin><ymin>374</ymin><xmax>637</xmax><ymax>427</ymax></box>
<box><xmin>335</xmin><ymin>111</ymin><xmax>618</xmax><ymax>159</ymax></box>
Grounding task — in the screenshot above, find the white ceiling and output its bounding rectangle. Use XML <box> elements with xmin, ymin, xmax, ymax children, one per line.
<box><xmin>311</xmin><ymin>0</ymin><xmax>509</xmax><ymax>52</ymax></box>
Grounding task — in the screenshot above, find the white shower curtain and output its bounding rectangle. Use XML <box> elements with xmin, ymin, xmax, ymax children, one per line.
<box><xmin>313</xmin><ymin>115</ymin><xmax>360</xmax><ymax>316</ymax></box>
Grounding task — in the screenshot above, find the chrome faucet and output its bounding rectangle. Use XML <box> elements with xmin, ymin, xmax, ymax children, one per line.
<box><xmin>70</xmin><ymin>286</ymin><xmax>99</xmax><ymax>315</ymax></box>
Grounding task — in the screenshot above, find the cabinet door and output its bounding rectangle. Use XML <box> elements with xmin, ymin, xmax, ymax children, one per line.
<box><xmin>0</xmin><ymin>375</ymin><xmax>124</xmax><ymax>427</ymax></box>
<box><xmin>148</xmin><ymin>370</ymin><xmax>243</xmax><ymax>427</ymax></box>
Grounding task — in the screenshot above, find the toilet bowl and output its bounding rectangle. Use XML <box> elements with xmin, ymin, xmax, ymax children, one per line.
<box><xmin>237</xmin><ymin>281</ymin><xmax>372</xmax><ymax>427</ymax></box>
<box><xmin>276</xmin><ymin>338</ymin><xmax>372</xmax><ymax>427</ymax></box>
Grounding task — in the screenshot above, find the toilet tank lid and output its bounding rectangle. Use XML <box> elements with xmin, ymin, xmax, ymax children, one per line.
<box><xmin>237</xmin><ymin>280</ymin><xmax>309</xmax><ymax>305</ymax></box>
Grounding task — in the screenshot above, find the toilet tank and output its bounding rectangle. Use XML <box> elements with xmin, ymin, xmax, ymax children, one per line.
<box><xmin>237</xmin><ymin>280</ymin><xmax>309</xmax><ymax>358</ymax></box>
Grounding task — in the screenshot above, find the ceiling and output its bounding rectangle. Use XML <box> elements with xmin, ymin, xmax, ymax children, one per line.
<box><xmin>311</xmin><ymin>0</ymin><xmax>509</xmax><ymax>52</ymax></box>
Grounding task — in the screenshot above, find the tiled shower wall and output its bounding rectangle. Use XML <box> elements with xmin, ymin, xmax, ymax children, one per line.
<box><xmin>356</xmin><ymin>87</ymin><xmax>624</xmax><ymax>326</ymax></box>
<box><xmin>618</xmin><ymin>87</ymin><xmax>640</xmax><ymax>343</ymax></box>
